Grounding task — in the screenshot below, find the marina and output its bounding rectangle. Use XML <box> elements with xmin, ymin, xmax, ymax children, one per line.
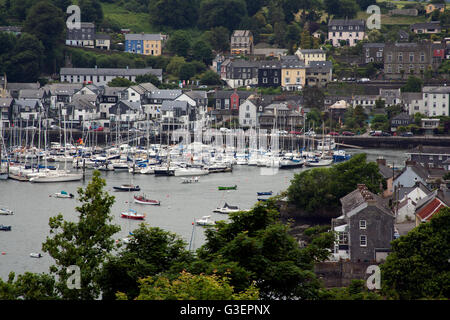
<box><xmin>0</xmin><ymin>142</ymin><xmax>409</xmax><ymax>280</ymax></box>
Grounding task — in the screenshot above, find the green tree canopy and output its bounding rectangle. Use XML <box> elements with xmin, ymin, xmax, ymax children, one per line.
<box><xmin>287</xmin><ymin>153</ymin><xmax>384</xmax><ymax>216</ymax></box>
<box><xmin>381</xmin><ymin>207</ymin><xmax>450</xmax><ymax>299</ymax></box>
<box><xmin>117</xmin><ymin>271</ymin><xmax>259</xmax><ymax>300</ymax></box>
<box><xmin>166</xmin><ymin>30</ymin><xmax>192</xmax><ymax>58</ymax></box>
<box><xmin>198</xmin><ymin>0</ymin><xmax>248</xmax><ymax>31</ymax></box>
<box><xmin>401</xmin><ymin>76</ymin><xmax>423</xmax><ymax>93</ymax></box>
<box><xmin>149</xmin><ymin>0</ymin><xmax>198</xmax><ymax>28</ymax></box>
<box><xmin>42</xmin><ymin>170</ymin><xmax>120</xmax><ymax>300</ymax></box>
<box><xmin>100</xmin><ymin>224</ymin><xmax>193</xmax><ymax>300</ymax></box>
<box><xmin>107</xmin><ymin>77</ymin><xmax>135</xmax><ymax>87</ymax></box>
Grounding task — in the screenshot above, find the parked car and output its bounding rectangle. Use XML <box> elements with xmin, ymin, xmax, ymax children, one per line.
<box><xmin>329</xmin><ymin>131</ymin><xmax>339</xmax><ymax>136</ymax></box>
<box><xmin>50</xmin><ymin>125</ymin><xmax>61</xmax><ymax>130</ymax></box>
<box><xmin>129</xmin><ymin>128</ymin><xmax>140</xmax><ymax>133</ymax></box>
<box><xmin>342</xmin><ymin>131</ymin><xmax>355</xmax><ymax>136</ymax></box>
<box><xmin>289</xmin><ymin>130</ymin><xmax>303</xmax><ymax>135</ymax></box>
<box><xmin>370</xmin><ymin>131</ymin><xmax>382</xmax><ymax>136</ymax></box>
<box><xmin>305</xmin><ymin>130</ymin><xmax>316</xmax><ymax>137</ymax></box>
<box><xmin>381</xmin><ymin>132</ymin><xmax>391</xmax><ymax>136</ymax></box>
<box><xmin>400</xmin><ymin>132</ymin><xmax>413</xmax><ymax>137</ymax></box>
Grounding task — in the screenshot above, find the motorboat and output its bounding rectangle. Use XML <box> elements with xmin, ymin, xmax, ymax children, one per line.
<box><xmin>112</xmin><ymin>162</ymin><xmax>129</xmax><ymax>171</ymax></box>
<box><xmin>30</xmin><ymin>253</ymin><xmax>43</xmax><ymax>258</ymax></box>
<box><xmin>120</xmin><ymin>209</ymin><xmax>145</xmax><ymax>220</ymax></box>
<box><xmin>257</xmin><ymin>191</ymin><xmax>273</xmax><ymax>196</ymax></box>
<box><xmin>0</xmin><ymin>207</ymin><xmax>13</xmax><ymax>215</ymax></box>
<box><xmin>195</xmin><ymin>216</ymin><xmax>215</xmax><ymax>226</ymax></box>
<box><xmin>113</xmin><ymin>184</ymin><xmax>140</xmax><ymax>191</ymax></box>
<box><xmin>305</xmin><ymin>158</ymin><xmax>333</xmax><ymax>167</ymax></box>
<box><xmin>279</xmin><ymin>157</ymin><xmax>305</xmax><ymax>169</ymax></box>
<box><xmin>0</xmin><ymin>225</ymin><xmax>11</xmax><ymax>231</ymax></box>
<box><xmin>213</xmin><ymin>203</ymin><xmax>240</xmax><ymax>214</ymax></box>
<box><xmin>218</xmin><ymin>185</ymin><xmax>237</xmax><ymax>191</ymax></box>
<box><xmin>174</xmin><ymin>167</ymin><xmax>209</xmax><ymax>177</ymax></box>
<box><xmin>134</xmin><ymin>194</ymin><xmax>160</xmax><ymax>206</ymax></box>
<box><xmin>29</xmin><ymin>172</ymin><xmax>83</xmax><ymax>183</ymax></box>
<box><xmin>54</xmin><ymin>191</ymin><xmax>74</xmax><ymax>198</ymax></box>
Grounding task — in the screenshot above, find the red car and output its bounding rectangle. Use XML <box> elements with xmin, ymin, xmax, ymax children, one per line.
<box><xmin>92</xmin><ymin>126</ymin><xmax>104</xmax><ymax>132</ymax></box>
<box><xmin>342</xmin><ymin>131</ymin><xmax>355</xmax><ymax>136</ymax></box>
<box><xmin>329</xmin><ymin>132</ymin><xmax>339</xmax><ymax>136</ymax></box>
<box><xmin>289</xmin><ymin>131</ymin><xmax>303</xmax><ymax>135</ymax></box>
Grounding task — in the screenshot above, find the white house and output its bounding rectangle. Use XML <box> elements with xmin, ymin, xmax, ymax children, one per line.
<box><xmin>422</xmin><ymin>86</ymin><xmax>450</xmax><ymax>117</ymax></box>
<box><xmin>395</xmin><ymin>183</ymin><xmax>431</xmax><ymax>223</ymax></box>
<box><xmin>239</xmin><ymin>99</ymin><xmax>258</xmax><ymax>128</ymax></box>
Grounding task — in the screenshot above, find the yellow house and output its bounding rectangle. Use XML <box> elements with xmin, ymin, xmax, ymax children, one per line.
<box><xmin>281</xmin><ymin>60</ymin><xmax>306</xmax><ymax>91</ymax></box>
<box><xmin>426</xmin><ymin>3</ymin><xmax>445</xmax><ymax>14</ymax></box>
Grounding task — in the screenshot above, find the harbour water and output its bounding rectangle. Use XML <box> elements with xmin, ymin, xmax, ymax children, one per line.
<box><xmin>0</xmin><ymin>148</ymin><xmax>409</xmax><ymax>280</ymax></box>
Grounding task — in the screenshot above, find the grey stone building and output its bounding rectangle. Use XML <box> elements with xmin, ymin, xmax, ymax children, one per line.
<box><xmin>66</xmin><ymin>22</ymin><xmax>96</xmax><ymax>48</ymax></box>
<box><xmin>383</xmin><ymin>42</ymin><xmax>445</xmax><ymax>79</ymax></box>
<box><xmin>305</xmin><ymin>61</ymin><xmax>333</xmax><ymax>87</ymax></box>
<box><xmin>333</xmin><ymin>184</ymin><xmax>395</xmax><ymax>263</ymax></box>
<box><xmin>362</xmin><ymin>43</ymin><xmax>385</xmax><ymax>64</ymax></box>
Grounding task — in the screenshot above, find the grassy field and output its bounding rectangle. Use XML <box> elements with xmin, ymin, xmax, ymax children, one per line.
<box><xmin>101</xmin><ymin>3</ymin><xmax>155</xmax><ymax>33</ymax></box>
<box><xmin>377</xmin><ymin>0</ymin><xmax>450</xmax><ymax>9</ymax></box>
<box><xmin>356</xmin><ymin>11</ymin><xmax>428</xmax><ymax>25</ymax></box>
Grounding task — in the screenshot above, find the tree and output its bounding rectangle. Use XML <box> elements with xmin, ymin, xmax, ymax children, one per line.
<box><xmin>198</xmin><ymin>0</ymin><xmax>248</xmax><ymax>31</ymax></box>
<box><xmin>149</xmin><ymin>0</ymin><xmax>198</xmax><ymax>28</ymax></box>
<box><xmin>200</xmin><ymin>70</ymin><xmax>223</xmax><ymax>85</ymax></box>
<box><xmin>117</xmin><ymin>271</ymin><xmax>259</xmax><ymax>300</ymax></box>
<box><xmin>287</xmin><ymin>154</ymin><xmax>384</xmax><ymax>216</ymax></box>
<box><xmin>191</xmin><ymin>40</ymin><xmax>214</xmax><ymax>65</ymax></box>
<box><xmin>135</xmin><ymin>73</ymin><xmax>161</xmax><ymax>87</ymax></box>
<box><xmin>401</xmin><ymin>76</ymin><xmax>423</xmax><ymax>93</ymax></box>
<box><xmin>107</xmin><ymin>77</ymin><xmax>135</xmax><ymax>87</ymax></box>
<box><xmin>179</xmin><ymin>63</ymin><xmax>197</xmax><ymax>81</ymax></box>
<box><xmin>42</xmin><ymin>170</ymin><xmax>120</xmax><ymax>300</ymax></box>
<box><xmin>370</xmin><ymin>114</ymin><xmax>389</xmax><ymax>131</ymax></box>
<box><xmin>4</xmin><ymin>32</ymin><xmax>44</xmax><ymax>82</ymax></box>
<box><xmin>100</xmin><ymin>224</ymin><xmax>193</xmax><ymax>300</ymax></box>
<box><xmin>23</xmin><ymin>1</ymin><xmax>65</xmax><ymax>52</ymax></box>
<box><xmin>192</xmin><ymin>201</ymin><xmax>329</xmax><ymax>299</ymax></box>
<box><xmin>166</xmin><ymin>30</ymin><xmax>192</xmax><ymax>58</ymax></box>
<box><xmin>79</xmin><ymin>0</ymin><xmax>103</xmax><ymax>25</ymax></box>
<box><xmin>381</xmin><ymin>207</ymin><xmax>450</xmax><ymax>299</ymax></box>
<box><xmin>324</xmin><ymin>0</ymin><xmax>358</xmax><ymax>18</ymax></box>
<box><xmin>204</xmin><ymin>27</ymin><xmax>230</xmax><ymax>52</ymax></box>
<box><xmin>166</xmin><ymin>56</ymin><xmax>186</xmax><ymax>77</ymax></box>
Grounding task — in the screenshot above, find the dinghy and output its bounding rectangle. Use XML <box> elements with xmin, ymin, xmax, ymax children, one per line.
<box><xmin>0</xmin><ymin>207</ymin><xmax>13</xmax><ymax>215</ymax></box>
<box><xmin>0</xmin><ymin>225</ymin><xmax>11</xmax><ymax>231</ymax></box>
<box><xmin>218</xmin><ymin>185</ymin><xmax>237</xmax><ymax>191</ymax></box>
<box><xmin>195</xmin><ymin>216</ymin><xmax>215</xmax><ymax>226</ymax></box>
<box><xmin>114</xmin><ymin>185</ymin><xmax>140</xmax><ymax>191</ymax></box>
<box><xmin>54</xmin><ymin>191</ymin><xmax>74</xmax><ymax>198</ymax></box>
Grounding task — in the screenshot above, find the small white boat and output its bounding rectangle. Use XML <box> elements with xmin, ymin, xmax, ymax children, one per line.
<box><xmin>0</xmin><ymin>207</ymin><xmax>13</xmax><ymax>215</ymax></box>
<box><xmin>30</xmin><ymin>253</ymin><xmax>42</xmax><ymax>258</ymax></box>
<box><xmin>181</xmin><ymin>177</ymin><xmax>199</xmax><ymax>184</ymax></box>
<box><xmin>195</xmin><ymin>215</ymin><xmax>215</xmax><ymax>226</ymax></box>
<box><xmin>213</xmin><ymin>203</ymin><xmax>240</xmax><ymax>214</ymax></box>
<box><xmin>54</xmin><ymin>191</ymin><xmax>74</xmax><ymax>198</ymax></box>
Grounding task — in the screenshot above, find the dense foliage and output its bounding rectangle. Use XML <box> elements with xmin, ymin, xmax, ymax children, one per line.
<box><xmin>380</xmin><ymin>207</ymin><xmax>450</xmax><ymax>300</ymax></box>
<box><xmin>287</xmin><ymin>153</ymin><xmax>385</xmax><ymax>215</ymax></box>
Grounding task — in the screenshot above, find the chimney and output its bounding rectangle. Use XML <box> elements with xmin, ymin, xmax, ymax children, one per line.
<box><xmin>405</xmin><ymin>160</ymin><xmax>416</xmax><ymax>166</ymax></box>
<box><xmin>376</xmin><ymin>157</ymin><xmax>387</xmax><ymax>166</ymax></box>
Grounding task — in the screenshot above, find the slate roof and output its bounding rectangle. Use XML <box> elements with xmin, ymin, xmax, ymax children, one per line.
<box><xmin>125</xmin><ymin>34</ymin><xmax>164</xmax><ymax>41</ymax></box>
<box><xmin>340</xmin><ymin>184</ymin><xmax>392</xmax><ymax>217</ymax></box>
<box><xmin>160</xmin><ymin>100</ymin><xmax>189</xmax><ymax>111</ymax></box>
<box><xmin>60</xmin><ymin>67</ymin><xmax>163</xmax><ymax>77</ymax></box>
<box><xmin>147</xmin><ymin>89</ymin><xmax>182</xmax><ymax>100</ymax></box>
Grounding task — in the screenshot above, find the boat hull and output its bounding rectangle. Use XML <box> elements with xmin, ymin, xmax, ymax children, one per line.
<box><xmin>29</xmin><ymin>173</ymin><xmax>83</xmax><ymax>183</ymax></box>
<box><xmin>134</xmin><ymin>197</ymin><xmax>160</xmax><ymax>205</ymax></box>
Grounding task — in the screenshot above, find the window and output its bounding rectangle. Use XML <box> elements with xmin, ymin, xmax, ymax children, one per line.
<box><xmin>360</xmin><ymin>220</ymin><xmax>367</xmax><ymax>229</ymax></box>
<box><xmin>360</xmin><ymin>235</ymin><xmax>367</xmax><ymax>247</ymax></box>
<box><xmin>274</xmin><ymin>78</ymin><xmax>279</xmax><ymax>83</ymax></box>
